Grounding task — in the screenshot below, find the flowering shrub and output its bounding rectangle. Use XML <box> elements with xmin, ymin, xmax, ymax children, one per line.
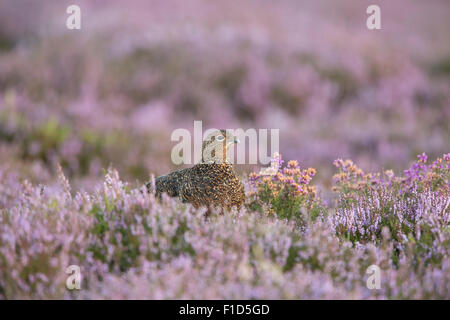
<box><xmin>0</xmin><ymin>162</ymin><xmax>448</xmax><ymax>299</ymax></box>
<box><xmin>248</xmin><ymin>153</ymin><xmax>323</xmax><ymax>223</ymax></box>
<box><xmin>332</xmin><ymin>154</ymin><xmax>449</xmax><ymax>267</ymax></box>
<box><xmin>402</xmin><ymin>153</ymin><xmax>450</xmax><ymax>194</ymax></box>
<box><xmin>333</xmin><ymin>153</ymin><xmax>450</xmax><ymax>196</ymax></box>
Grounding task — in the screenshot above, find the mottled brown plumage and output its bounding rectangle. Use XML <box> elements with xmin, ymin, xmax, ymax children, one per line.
<box><xmin>147</xmin><ymin>130</ymin><xmax>245</xmax><ymax>211</ymax></box>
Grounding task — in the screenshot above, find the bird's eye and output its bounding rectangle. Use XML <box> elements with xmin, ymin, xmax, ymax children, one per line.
<box><xmin>217</xmin><ymin>135</ymin><xmax>225</xmax><ymax>141</ymax></box>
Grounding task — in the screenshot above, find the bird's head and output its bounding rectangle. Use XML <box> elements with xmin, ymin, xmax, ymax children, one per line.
<box><xmin>202</xmin><ymin>129</ymin><xmax>239</xmax><ymax>164</ymax></box>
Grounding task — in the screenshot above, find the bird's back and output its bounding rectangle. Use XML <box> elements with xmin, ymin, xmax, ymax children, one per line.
<box><xmin>153</xmin><ymin>163</ymin><xmax>244</xmax><ymax>210</ymax></box>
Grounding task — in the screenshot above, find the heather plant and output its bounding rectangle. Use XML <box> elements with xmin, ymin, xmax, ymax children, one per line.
<box><xmin>332</xmin><ymin>154</ymin><xmax>450</xmax><ymax>267</ymax></box>
<box><xmin>401</xmin><ymin>153</ymin><xmax>450</xmax><ymax>194</ymax></box>
<box><xmin>248</xmin><ymin>153</ymin><xmax>324</xmax><ymax>224</ymax></box>
<box><xmin>0</xmin><ymin>161</ymin><xmax>448</xmax><ymax>299</ymax></box>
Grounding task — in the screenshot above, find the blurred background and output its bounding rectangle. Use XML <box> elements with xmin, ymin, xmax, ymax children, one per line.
<box><xmin>0</xmin><ymin>0</ymin><xmax>449</xmax><ymax>192</ymax></box>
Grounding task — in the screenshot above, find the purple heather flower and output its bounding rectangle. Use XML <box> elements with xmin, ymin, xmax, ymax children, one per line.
<box><xmin>417</xmin><ymin>153</ymin><xmax>428</xmax><ymax>163</ymax></box>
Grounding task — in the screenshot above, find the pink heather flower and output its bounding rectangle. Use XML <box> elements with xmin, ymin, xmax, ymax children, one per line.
<box><xmin>417</xmin><ymin>153</ymin><xmax>428</xmax><ymax>163</ymax></box>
